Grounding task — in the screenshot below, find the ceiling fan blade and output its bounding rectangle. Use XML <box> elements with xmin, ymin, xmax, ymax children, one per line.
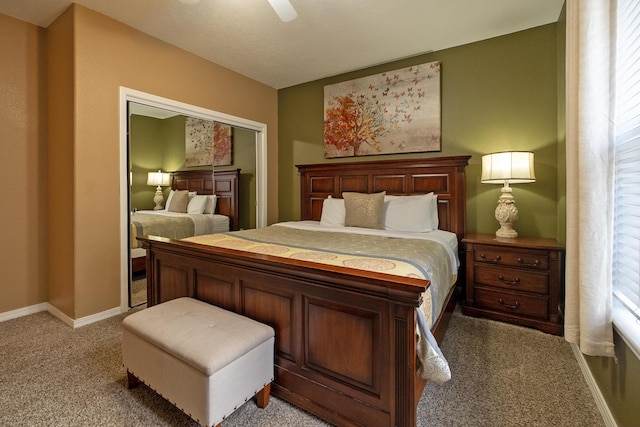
<box><xmin>267</xmin><ymin>0</ymin><xmax>298</xmax><ymax>22</ymax></box>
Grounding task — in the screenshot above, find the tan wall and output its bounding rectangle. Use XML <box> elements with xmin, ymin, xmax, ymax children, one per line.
<box><xmin>0</xmin><ymin>14</ymin><xmax>47</xmax><ymax>313</ymax></box>
<box><xmin>43</xmin><ymin>4</ymin><xmax>277</xmax><ymax>319</ymax></box>
<box><xmin>46</xmin><ymin>9</ymin><xmax>76</xmax><ymax>317</ymax></box>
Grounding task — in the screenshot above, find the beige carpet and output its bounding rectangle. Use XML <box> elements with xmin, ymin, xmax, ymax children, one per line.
<box><xmin>130</xmin><ymin>278</ymin><xmax>146</xmax><ymax>307</ymax></box>
<box><xmin>0</xmin><ymin>305</ymin><xmax>605</xmax><ymax>426</ymax></box>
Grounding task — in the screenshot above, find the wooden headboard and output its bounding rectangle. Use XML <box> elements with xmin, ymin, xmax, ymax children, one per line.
<box><xmin>171</xmin><ymin>169</ymin><xmax>240</xmax><ymax>231</ymax></box>
<box><xmin>296</xmin><ymin>156</ymin><xmax>470</xmax><ymax>243</ymax></box>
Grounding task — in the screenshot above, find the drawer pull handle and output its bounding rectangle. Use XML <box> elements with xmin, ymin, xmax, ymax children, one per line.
<box><xmin>499</xmin><ymin>298</ymin><xmax>519</xmax><ymax>309</ymax></box>
<box><xmin>480</xmin><ymin>253</ymin><xmax>501</xmax><ymax>263</ymax></box>
<box><xmin>517</xmin><ymin>257</ymin><xmax>540</xmax><ymax>267</ymax></box>
<box><xmin>498</xmin><ymin>275</ymin><xmax>520</xmax><ymax>285</ymax></box>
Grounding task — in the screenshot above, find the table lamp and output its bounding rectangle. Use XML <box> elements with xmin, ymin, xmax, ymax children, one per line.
<box><xmin>481</xmin><ymin>151</ymin><xmax>535</xmax><ymax>238</ymax></box>
<box><xmin>147</xmin><ymin>170</ymin><xmax>171</xmax><ymax>210</ymax></box>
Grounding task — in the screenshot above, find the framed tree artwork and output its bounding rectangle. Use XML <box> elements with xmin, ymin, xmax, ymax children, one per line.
<box><xmin>212</xmin><ymin>123</ymin><xmax>233</xmax><ymax>166</ymax></box>
<box><xmin>323</xmin><ymin>61</ymin><xmax>441</xmax><ymax>158</ymax></box>
<box><xmin>185</xmin><ymin>118</ymin><xmax>233</xmax><ymax>167</ymax></box>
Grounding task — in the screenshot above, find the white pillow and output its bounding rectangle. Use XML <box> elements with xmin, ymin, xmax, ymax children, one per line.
<box><xmin>390</xmin><ymin>193</ymin><xmax>438</xmax><ymax>228</ymax></box>
<box><xmin>187</xmin><ymin>195</ymin><xmax>207</xmax><ymax>214</ymax></box>
<box><xmin>203</xmin><ymin>195</ymin><xmax>218</xmax><ymax>214</ymax></box>
<box><xmin>430</xmin><ymin>194</ymin><xmax>439</xmax><ymax>229</ymax></box>
<box><xmin>320</xmin><ymin>196</ymin><xmax>346</xmax><ymax>227</ymax></box>
<box><xmin>384</xmin><ymin>193</ymin><xmax>438</xmax><ymax>233</ymax></box>
<box><xmin>164</xmin><ymin>189</ymin><xmax>175</xmax><ymax>211</ymax></box>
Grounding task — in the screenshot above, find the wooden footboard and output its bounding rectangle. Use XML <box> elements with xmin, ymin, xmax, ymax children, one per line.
<box><xmin>140</xmin><ymin>235</ymin><xmax>451</xmax><ymax>427</ymax></box>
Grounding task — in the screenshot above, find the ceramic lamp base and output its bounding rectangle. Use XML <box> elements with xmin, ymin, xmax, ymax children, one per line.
<box><xmin>494</xmin><ymin>185</ymin><xmax>519</xmax><ymax>238</ymax></box>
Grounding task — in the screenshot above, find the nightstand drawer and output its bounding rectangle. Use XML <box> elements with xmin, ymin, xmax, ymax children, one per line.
<box><xmin>474</xmin><ymin>287</ymin><xmax>549</xmax><ymax>320</ymax></box>
<box><xmin>474</xmin><ymin>245</ymin><xmax>549</xmax><ymax>270</ymax></box>
<box><xmin>464</xmin><ymin>234</ymin><xmax>564</xmax><ymax>335</ymax></box>
<box><xmin>474</xmin><ymin>265</ymin><xmax>549</xmax><ymax>294</ymax></box>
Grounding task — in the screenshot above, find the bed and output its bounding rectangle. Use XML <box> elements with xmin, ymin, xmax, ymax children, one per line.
<box><xmin>138</xmin><ymin>156</ymin><xmax>470</xmax><ymax>427</ymax></box>
<box><xmin>130</xmin><ymin>169</ymin><xmax>240</xmax><ymax>275</ymax></box>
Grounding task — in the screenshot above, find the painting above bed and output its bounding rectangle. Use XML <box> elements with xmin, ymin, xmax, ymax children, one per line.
<box><xmin>323</xmin><ymin>60</ymin><xmax>441</xmax><ymax>158</ymax></box>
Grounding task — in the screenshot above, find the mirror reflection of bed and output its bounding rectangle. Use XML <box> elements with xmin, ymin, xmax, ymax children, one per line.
<box><xmin>120</xmin><ymin>95</ymin><xmax>267</xmax><ymax>309</ymax></box>
<box><xmin>129</xmin><ymin>169</ymin><xmax>241</xmax><ymax>306</ymax></box>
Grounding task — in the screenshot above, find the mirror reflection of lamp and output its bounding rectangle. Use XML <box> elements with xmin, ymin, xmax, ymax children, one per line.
<box><xmin>147</xmin><ymin>170</ymin><xmax>171</xmax><ymax>210</ymax></box>
<box><xmin>481</xmin><ymin>151</ymin><xmax>536</xmax><ymax>238</ymax></box>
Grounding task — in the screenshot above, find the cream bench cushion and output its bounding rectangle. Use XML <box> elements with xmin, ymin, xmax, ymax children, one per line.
<box><xmin>122</xmin><ymin>297</ymin><xmax>275</xmax><ymax>427</ymax></box>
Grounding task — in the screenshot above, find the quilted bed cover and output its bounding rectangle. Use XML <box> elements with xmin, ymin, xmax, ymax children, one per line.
<box><xmin>184</xmin><ymin>221</ymin><xmax>458</xmax><ymax>383</ymax></box>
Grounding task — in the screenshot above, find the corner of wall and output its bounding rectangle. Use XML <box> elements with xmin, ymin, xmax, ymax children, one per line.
<box><xmin>556</xmin><ymin>3</ymin><xmax>567</xmax><ymax>246</ymax></box>
<box><xmin>45</xmin><ymin>4</ymin><xmax>76</xmax><ymax>318</ymax></box>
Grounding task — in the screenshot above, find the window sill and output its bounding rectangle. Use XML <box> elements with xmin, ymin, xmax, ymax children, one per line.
<box><xmin>612</xmin><ymin>298</ymin><xmax>640</xmax><ymax>360</ymax></box>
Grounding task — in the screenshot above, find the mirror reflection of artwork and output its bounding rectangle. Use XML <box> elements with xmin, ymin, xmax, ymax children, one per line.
<box><xmin>185</xmin><ymin>117</ymin><xmax>212</xmax><ymax>166</ymax></box>
<box><xmin>213</xmin><ymin>123</ymin><xmax>233</xmax><ymax>166</ymax></box>
<box><xmin>185</xmin><ymin>118</ymin><xmax>233</xmax><ymax>166</ymax></box>
<box><xmin>323</xmin><ymin>61</ymin><xmax>441</xmax><ymax>158</ymax></box>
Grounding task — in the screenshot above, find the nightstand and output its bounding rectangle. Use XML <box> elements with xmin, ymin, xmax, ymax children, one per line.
<box><xmin>462</xmin><ymin>234</ymin><xmax>564</xmax><ymax>335</ymax></box>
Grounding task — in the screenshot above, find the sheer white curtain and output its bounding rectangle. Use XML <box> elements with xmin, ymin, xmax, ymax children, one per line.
<box><xmin>565</xmin><ymin>0</ymin><xmax>616</xmax><ymax>357</ymax></box>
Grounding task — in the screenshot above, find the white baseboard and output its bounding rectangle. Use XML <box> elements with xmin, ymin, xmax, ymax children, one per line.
<box><xmin>45</xmin><ymin>303</ymin><xmax>75</xmax><ymax>327</ymax></box>
<box><xmin>0</xmin><ymin>303</ymin><xmax>48</xmax><ymax>322</ymax></box>
<box><xmin>571</xmin><ymin>343</ymin><xmax>617</xmax><ymax>427</ymax></box>
<box><xmin>71</xmin><ymin>306</ymin><xmax>123</xmax><ymax>328</ymax></box>
<box><xmin>1</xmin><ymin>303</ymin><xmax>125</xmax><ymax>328</ymax></box>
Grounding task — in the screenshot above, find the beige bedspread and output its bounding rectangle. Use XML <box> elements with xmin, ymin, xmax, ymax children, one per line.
<box><xmin>185</xmin><ymin>224</ymin><xmax>454</xmax><ymax>383</ymax></box>
<box><xmin>184</xmin><ymin>224</ymin><xmax>454</xmax><ymax>327</ymax></box>
<box><xmin>131</xmin><ymin>213</ymin><xmax>195</xmax><ymax>249</ymax></box>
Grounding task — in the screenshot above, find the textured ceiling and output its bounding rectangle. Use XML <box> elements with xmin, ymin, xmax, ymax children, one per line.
<box><xmin>0</xmin><ymin>0</ymin><xmax>564</xmax><ymax>89</ymax></box>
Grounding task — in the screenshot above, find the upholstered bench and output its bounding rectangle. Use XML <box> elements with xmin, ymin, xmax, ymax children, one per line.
<box><xmin>122</xmin><ymin>297</ymin><xmax>275</xmax><ymax>427</ymax></box>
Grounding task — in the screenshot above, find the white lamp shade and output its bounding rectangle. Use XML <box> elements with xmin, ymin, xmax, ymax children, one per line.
<box><xmin>147</xmin><ymin>170</ymin><xmax>171</xmax><ymax>186</ymax></box>
<box><xmin>481</xmin><ymin>151</ymin><xmax>536</xmax><ymax>184</ymax></box>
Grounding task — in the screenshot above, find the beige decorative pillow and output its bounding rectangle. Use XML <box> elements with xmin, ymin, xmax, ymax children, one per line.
<box><xmin>168</xmin><ymin>190</ymin><xmax>189</xmax><ymax>213</ymax></box>
<box><xmin>343</xmin><ymin>191</ymin><xmax>386</xmax><ymax>229</ymax></box>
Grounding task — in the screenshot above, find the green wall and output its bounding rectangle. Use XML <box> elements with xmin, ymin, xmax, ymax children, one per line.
<box><xmin>278</xmin><ymin>19</ymin><xmax>640</xmax><ymax>426</ymax></box>
<box><xmin>233</xmin><ymin>128</ymin><xmax>257</xmax><ymax>229</ymax></box>
<box><xmin>129</xmin><ymin>114</ymin><xmax>170</xmax><ymax>211</ymax></box>
<box><xmin>587</xmin><ymin>335</ymin><xmax>640</xmax><ymax>427</ymax></box>
<box><xmin>278</xmin><ymin>24</ymin><xmax>561</xmax><ymax>239</ymax></box>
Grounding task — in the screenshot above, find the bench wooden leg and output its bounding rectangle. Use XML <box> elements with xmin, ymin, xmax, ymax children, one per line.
<box><xmin>127</xmin><ymin>370</ymin><xmax>140</xmax><ymax>389</ymax></box>
<box><xmin>255</xmin><ymin>383</ymin><xmax>271</xmax><ymax>409</ymax></box>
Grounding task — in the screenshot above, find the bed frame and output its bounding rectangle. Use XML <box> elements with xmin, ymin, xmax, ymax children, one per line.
<box><xmin>139</xmin><ymin>156</ymin><xmax>470</xmax><ymax>427</ymax></box>
<box><xmin>131</xmin><ymin>168</ymin><xmax>240</xmax><ymax>275</ymax></box>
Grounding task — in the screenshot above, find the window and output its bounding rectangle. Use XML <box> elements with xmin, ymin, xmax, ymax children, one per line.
<box><xmin>613</xmin><ymin>0</ymin><xmax>640</xmax><ymax>355</ymax></box>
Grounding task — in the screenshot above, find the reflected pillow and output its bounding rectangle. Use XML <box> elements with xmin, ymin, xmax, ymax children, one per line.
<box><xmin>164</xmin><ymin>190</ymin><xmax>175</xmax><ymax>211</ymax></box>
<box><xmin>168</xmin><ymin>190</ymin><xmax>189</xmax><ymax>213</ymax></box>
<box><xmin>343</xmin><ymin>191</ymin><xmax>386</xmax><ymax>229</ymax></box>
<box><xmin>187</xmin><ymin>195</ymin><xmax>208</xmax><ymax>214</ymax></box>
<box><xmin>203</xmin><ymin>195</ymin><xmax>218</xmax><ymax>214</ymax></box>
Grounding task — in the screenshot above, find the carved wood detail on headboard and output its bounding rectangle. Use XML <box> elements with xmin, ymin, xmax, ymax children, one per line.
<box><xmin>296</xmin><ymin>156</ymin><xmax>470</xmax><ymax>243</ymax></box>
